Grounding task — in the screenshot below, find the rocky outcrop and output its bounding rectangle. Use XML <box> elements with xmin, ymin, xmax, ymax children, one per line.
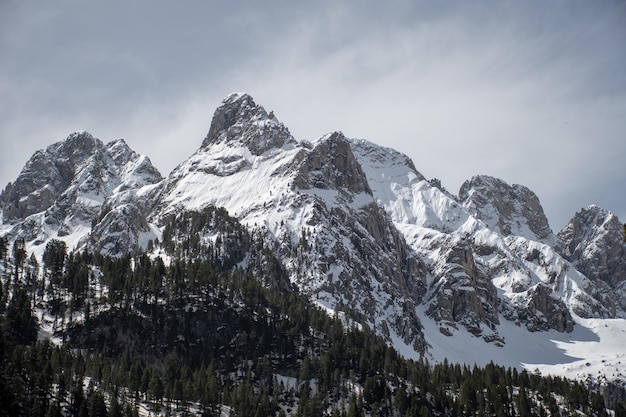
<box><xmin>426</xmin><ymin>240</ymin><xmax>500</xmax><ymax>331</ymax></box>
<box><xmin>0</xmin><ymin>131</ymin><xmax>100</xmax><ymax>220</ymax></box>
<box><xmin>502</xmin><ymin>283</ymin><xmax>574</xmax><ymax>332</ymax></box>
<box><xmin>460</xmin><ymin>175</ymin><xmax>555</xmax><ymax>244</ymax></box>
<box><xmin>556</xmin><ymin>205</ymin><xmax>626</xmax><ymax>316</ymax></box>
<box><xmin>292</xmin><ymin>132</ymin><xmax>372</xmax><ymax>195</ymax></box>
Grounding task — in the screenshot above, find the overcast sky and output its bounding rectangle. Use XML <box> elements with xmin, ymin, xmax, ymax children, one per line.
<box><xmin>1</xmin><ymin>1</ymin><xmax>625</xmax><ymax>229</ymax></box>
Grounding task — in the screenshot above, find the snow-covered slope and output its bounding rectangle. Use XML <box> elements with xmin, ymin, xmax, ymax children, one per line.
<box><xmin>1</xmin><ymin>93</ymin><xmax>625</xmax><ymax>389</ymax></box>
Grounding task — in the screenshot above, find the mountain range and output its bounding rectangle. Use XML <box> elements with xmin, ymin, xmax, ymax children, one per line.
<box><xmin>1</xmin><ymin>92</ymin><xmax>625</xmax><ymax>393</ymax></box>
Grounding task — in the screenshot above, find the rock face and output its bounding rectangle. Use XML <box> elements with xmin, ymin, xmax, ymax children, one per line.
<box><xmin>202</xmin><ymin>93</ymin><xmax>296</xmax><ymax>155</ymax></box>
<box><xmin>1</xmin><ymin>92</ymin><xmax>624</xmax><ymax>366</ymax></box>
<box><xmin>0</xmin><ymin>131</ymin><xmax>162</xmax><ymax>255</ymax></box>
<box><xmin>557</xmin><ymin>205</ymin><xmax>625</xmax><ymax>287</ymax></box>
<box><xmin>460</xmin><ymin>175</ymin><xmax>555</xmax><ymax>244</ymax></box>
<box><xmin>1</xmin><ymin>131</ymin><xmax>101</xmax><ymax>221</ymax></box>
<box><xmin>425</xmin><ymin>241</ymin><xmax>500</xmax><ymax>331</ymax></box>
<box><xmin>557</xmin><ymin>205</ymin><xmax>626</xmax><ymax>313</ymax></box>
<box><xmin>293</xmin><ymin>132</ymin><xmax>372</xmax><ymax>195</ymax></box>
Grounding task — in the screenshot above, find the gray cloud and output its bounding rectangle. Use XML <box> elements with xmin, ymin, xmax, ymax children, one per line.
<box><xmin>1</xmin><ymin>0</ymin><xmax>624</xmax><ymax>229</ymax></box>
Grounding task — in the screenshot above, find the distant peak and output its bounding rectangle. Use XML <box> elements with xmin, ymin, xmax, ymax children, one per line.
<box><xmin>570</xmin><ymin>204</ymin><xmax>615</xmax><ymax>224</ymax></box>
<box><xmin>203</xmin><ymin>93</ymin><xmax>265</xmax><ymax>147</ymax></box>
<box><xmin>223</xmin><ymin>92</ymin><xmax>253</xmax><ymax>104</ymax></box>
<box><xmin>48</xmin><ymin>131</ymin><xmax>101</xmax><ymax>157</ymax></box>
<box><xmin>460</xmin><ymin>174</ymin><xmax>554</xmax><ymax>242</ymax></box>
<box><xmin>67</xmin><ymin>130</ymin><xmax>93</xmax><ymax>140</ymax></box>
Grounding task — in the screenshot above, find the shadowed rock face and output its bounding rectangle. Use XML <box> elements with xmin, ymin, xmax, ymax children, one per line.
<box><xmin>292</xmin><ymin>132</ymin><xmax>372</xmax><ymax>195</ymax></box>
<box><xmin>0</xmin><ymin>131</ymin><xmax>101</xmax><ymax>220</ymax></box>
<box><xmin>426</xmin><ymin>241</ymin><xmax>500</xmax><ymax>331</ymax></box>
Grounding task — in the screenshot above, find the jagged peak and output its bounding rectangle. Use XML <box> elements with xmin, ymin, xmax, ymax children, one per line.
<box><xmin>293</xmin><ymin>131</ymin><xmax>372</xmax><ymax>195</ymax></box>
<box><xmin>201</xmin><ymin>93</ymin><xmax>294</xmax><ymax>154</ymax></box>
<box><xmin>318</xmin><ymin>130</ymin><xmax>344</xmax><ymax>140</ymax></box>
<box><xmin>46</xmin><ymin>130</ymin><xmax>103</xmax><ymax>161</ymax></box>
<box><xmin>579</xmin><ymin>204</ymin><xmax>611</xmax><ymax>218</ymax></box>
<box><xmin>460</xmin><ymin>174</ymin><xmax>554</xmax><ymax>242</ymax></box>
<box><xmin>564</xmin><ymin>204</ymin><xmax>618</xmax><ymax>231</ymax></box>
<box><xmin>106</xmin><ymin>138</ymin><xmax>136</xmax><ymax>165</ymax></box>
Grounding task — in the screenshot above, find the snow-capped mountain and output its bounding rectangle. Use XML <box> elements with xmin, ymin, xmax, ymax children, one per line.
<box><xmin>0</xmin><ymin>131</ymin><xmax>163</xmax><ymax>256</ymax></box>
<box><xmin>152</xmin><ymin>94</ymin><xmax>428</xmax><ymax>352</ymax></box>
<box><xmin>1</xmin><ymin>93</ymin><xmax>625</xmax><ymax>389</ymax></box>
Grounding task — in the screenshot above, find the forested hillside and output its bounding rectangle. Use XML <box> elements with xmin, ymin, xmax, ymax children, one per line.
<box><xmin>0</xmin><ymin>208</ymin><xmax>623</xmax><ymax>416</ymax></box>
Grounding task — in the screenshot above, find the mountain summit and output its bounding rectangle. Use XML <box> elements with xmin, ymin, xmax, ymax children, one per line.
<box><xmin>201</xmin><ymin>92</ymin><xmax>296</xmax><ymax>154</ymax></box>
<box><xmin>1</xmin><ymin>93</ymin><xmax>625</xmax><ymax>391</ymax></box>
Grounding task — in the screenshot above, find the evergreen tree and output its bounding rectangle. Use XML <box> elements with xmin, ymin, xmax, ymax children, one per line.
<box><xmin>5</xmin><ymin>286</ymin><xmax>38</xmax><ymax>345</ymax></box>
<box><xmin>88</xmin><ymin>390</ymin><xmax>109</xmax><ymax>417</ymax></box>
<box><xmin>12</xmin><ymin>237</ymin><xmax>27</xmax><ymax>281</ymax></box>
<box><xmin>0</xmin><ymin>236</ymin><xmax>7</xmax><ymax>260</ymax></box>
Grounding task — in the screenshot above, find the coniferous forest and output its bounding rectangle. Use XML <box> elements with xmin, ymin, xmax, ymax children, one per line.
<box><xmin>0</xmin><ymin>207</ymin><xmax>624</xmax><ymax>416</ymax></box>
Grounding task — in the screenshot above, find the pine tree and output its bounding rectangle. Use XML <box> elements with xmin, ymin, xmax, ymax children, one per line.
<box><xmin>12</xmin><ymin>238</ymin><xmax>26</xmax><ymax>282</ymax></box>
<box><xmin>5</xmin><ymin>286</ymin><xmax>37</xmax><ymax>345</ymax></box>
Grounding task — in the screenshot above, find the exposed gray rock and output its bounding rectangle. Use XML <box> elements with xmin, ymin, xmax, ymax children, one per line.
<box><xmin>292</xmin><ymin>132</ymin><xmax>372</xmax><ymax>195</ymax></box>
<box><xmin>460</xmin><ymin>175</ymin><xmax>555</xmax><ymax>244</ymax></box>
<box><xmin>557</xmin><ymin>205</ymin><xmax>626</xmax><ymax>316</ymax></box>
<box><xmin>0</xmin><ymin>131</ymin><xmax>162</xmax><ymax>255</ymax></box>
<box><xmin>426</xmin><ymin>240</ymin><xmax>500</xmax><ymax>331</ymax></box>
<box><xmin>202</xmin><ymin>92</ymin><xmax>296</xmax><ymax>155</ymax></box>
<box><xmin>557</xmin><ymin>205</ymin><xmax>625</xmax><ymax>287</ymax></box>
<box><xmin>502</xmin><ymin>283</ymin><xmax>574</xmax><ymax>332</ymax></box>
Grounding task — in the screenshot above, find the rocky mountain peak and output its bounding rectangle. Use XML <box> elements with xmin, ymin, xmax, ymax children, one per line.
<box><xmin>459</xmin><ymin>175</ymin><xmax>554</xmax><ymax>243</ymax></box>
<box><xmin>0</xmin><ymin>131</ymin><xmax>104</xmax><ymax>221</ymax></box>
<box><xmin>201</xmin><ymin>93</ymin><xmax>295</xmax><ymax>155</ymax></box>
<box><xmin>105</xmin><ymin>138</ymin><xmax>133</xmax><ymax>165</ymax></box>
<box><xmin>557</xmin><ymin>205</ymin><xmax>625</xmax><ymax>288</ymax></box>
<box><xmin>0</xmin><ymin>131</ymin><xmax>162</xmax><ymax>255</ymax></box>
<box><xmin>49</xmin><ymin>131</ymin><xmax>102</xmax><ymax>162</ymax></box>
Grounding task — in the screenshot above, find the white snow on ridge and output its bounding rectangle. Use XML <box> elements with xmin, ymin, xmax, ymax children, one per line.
<box><xmin>160</xmin><ymin>141</ymin><xmax>301</xmax><ymax>228</ymax></box>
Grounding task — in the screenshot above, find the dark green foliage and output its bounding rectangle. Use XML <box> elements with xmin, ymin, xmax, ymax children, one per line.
<box><xmin>5</xmin><ymin>286</ymin><xmax>37</xmax><ymax>345</ymax></box>
<box><xmin>0</xmin><ymin>236</ymin><xmax>7</xmax><ymax>260</ymax></box>
<box><xmin>43</xmin><ymin>239</ymin><xmax>67</xmax><ymax>280</ymax></box>
<box><xmin>12</xmin><ymin>237</ymin><xmax>26</xmax><ymax>281</ymax></box>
